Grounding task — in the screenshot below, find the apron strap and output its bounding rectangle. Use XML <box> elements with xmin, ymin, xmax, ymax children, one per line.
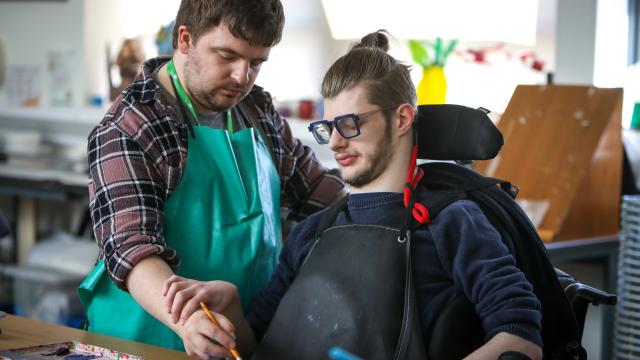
<box><xmin>313</xmin><ymin>197</ymin><xmax>348</xmax><ymax>239</ymax></box>
<box><xmin>394</xmin><ymin>229</ymin><xmax>415</xmax><ymax>360</ymax></box>
<box><xmin>343</xmin><ymin>206</ymin><xmax>354</xmax><ymax>224</ymax></box>
<box><xmin>236</xmin><ymin>101</ymin><xmax>278</xmax><ymax>166</ymax></box>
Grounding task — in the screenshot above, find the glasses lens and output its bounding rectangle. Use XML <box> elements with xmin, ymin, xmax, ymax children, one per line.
<box><xmin>312</xmin><ymin>123</ymin><xmax>332</xmax><ymax>144</ymax></box>
<box><xmin>336</xmin><ymin>116</ymin><xmax>358</xmax><ymax>138</ymax></box>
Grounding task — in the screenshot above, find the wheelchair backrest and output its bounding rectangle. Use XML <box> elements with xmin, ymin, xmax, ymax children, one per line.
<box><xmin>415</xmin><ymin>104</ymin><xmax>503</xmax><ymax>161</ymax></box>
<box><xmin>415</xmin><ymin>105</ymin><xmax>585</xmax><ymax>359</ymax></box>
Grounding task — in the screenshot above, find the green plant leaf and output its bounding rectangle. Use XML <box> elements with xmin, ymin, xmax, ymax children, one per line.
<box><xmin>442</xmin><ymin>39</ymin><xmax>458</xmax><ymax>64</ymax></box>
<box><xmin>408</xmin><ymin>40</ymin><xmax>430</xmax><ymax>68</ymax></box>
<box><xmin>434</xmin><ymin>37</ymin><xmax>443</xmax><ymax>66</ymax></box>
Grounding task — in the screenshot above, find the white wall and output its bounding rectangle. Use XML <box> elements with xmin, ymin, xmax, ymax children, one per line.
<box><xmin>277</xmin><ymin>0</ymin><xmax>555</xmax><ymax>115</ymax></box>
<box><xmin>0</xmin><ymin>0</ymin><xmax>122</xmax><ymax>107</ymax></box>
<box><xmin>594</xmin><ymin>0</ymin><xmax>628</xmax><ymax>87</ymax></box>
<box><xmin>258</xmin><ymin>27</ymin><xmax>330</xmax><ymax>101</ymax></box>
<box><xmin>0</xmin><ymin>0</ymin><xmax>633</xmax><ymax>115</ymax></box>
<box><xmin>537</xmin><ymin>0</ymin><xmax>557</xmax><ymax>71</ymax></box>
<box><xmin>258</xmin><ymin>0</ymin><xmax>349</xmax><ymax>102</ymax></box>
<box><xmin>592</xmin><ymin>0</ymin><xmax>636</xmax><ymax>128</ymax></box>
<box><xmin>555</xmin><ymin>0</ymin><xmax>598</xmax><ymax>84</ymax></box>
<box><xmin>84</xmin><ymin>0</ymin><xmax>124</xmax><ymax>103</ymax></box>
<box><xmin>0</xmin><ymin>0</ymin><xmax>84</xmax><ymax>106</ymax></box>
<box><xmin>554</xmin><ymin>0</ymin><xmax>634</xmax><ymax>127</ymax></box>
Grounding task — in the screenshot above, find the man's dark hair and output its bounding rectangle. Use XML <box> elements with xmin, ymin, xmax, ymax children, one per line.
<box><xmin>172</xmin><ymin>0</ymin><xmax>285</xmax><ymax>49</ymax></box>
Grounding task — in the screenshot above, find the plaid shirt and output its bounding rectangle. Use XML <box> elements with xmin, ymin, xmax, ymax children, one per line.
<box><xmin>88</xmin><ymin>57</ymin><xmax>346</xmax><ymax>290</ymax></box>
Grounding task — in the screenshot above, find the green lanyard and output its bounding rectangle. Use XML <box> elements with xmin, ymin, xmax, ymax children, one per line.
<box><xmin>167</xmin><ymin>60</ymin><xmax>234</xmax><ymax>133</ymax></box>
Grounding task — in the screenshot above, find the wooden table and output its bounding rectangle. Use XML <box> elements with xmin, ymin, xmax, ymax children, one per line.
<box><xmin>0</xmin><ymin>314</ymin><xmax>189</xmax><ymax>359</ymax></box>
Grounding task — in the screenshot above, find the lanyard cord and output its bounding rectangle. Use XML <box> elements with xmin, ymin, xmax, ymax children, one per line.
<box><xmin>167</xmin><ymin>60</ymin><xmax>200</xmax><ymax>126</ymax></box>
<box><xmin>168</xmin><ymin>74</ymin><xmax>197</xmax><ymax>139</ymax></box>
<box><xmin>226</xmin><ymin>110</ymin><xmax>234</xmax><ymax>134</ymax></box>
<box><xmin>167</xmin><ymin>60</ymin><xmax>234</xmax><ymax>133</ymax></box>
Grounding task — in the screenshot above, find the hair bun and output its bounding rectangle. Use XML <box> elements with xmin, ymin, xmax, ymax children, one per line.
<box><xmin>352</xmin><ymin>30</ymin><xmax>390</xmax><ymax>52</ymax></box>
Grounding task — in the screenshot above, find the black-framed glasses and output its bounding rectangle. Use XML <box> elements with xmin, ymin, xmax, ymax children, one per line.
<box><xmin>308</xmin><ymin>106</ymin><xmax>398</xmax><ymax>144</ymax></box>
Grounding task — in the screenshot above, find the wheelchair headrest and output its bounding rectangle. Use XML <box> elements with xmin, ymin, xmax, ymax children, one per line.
<box><xmin>415</xmin><ymin>104</ymin><xmax>503</xmax><ymax>160</ymax></box>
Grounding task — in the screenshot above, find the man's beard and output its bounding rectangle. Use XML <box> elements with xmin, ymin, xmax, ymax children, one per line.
<box><xmin>345</xmin><ymin>128</ymin><xmax>394</xmax><ymax>188</ymax></box>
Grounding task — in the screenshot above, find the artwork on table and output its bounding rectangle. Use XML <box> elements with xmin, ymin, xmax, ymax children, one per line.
<box><xmin>0</xmin><ymin>341</ymin><xmax>142</xmax><ymax>360</ymax></box>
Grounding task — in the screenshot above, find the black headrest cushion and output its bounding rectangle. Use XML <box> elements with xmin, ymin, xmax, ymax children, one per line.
<box><xmin>415</xmin><ymin>104</ymin><xmax>503</xmax><ymax>160</ymax></box>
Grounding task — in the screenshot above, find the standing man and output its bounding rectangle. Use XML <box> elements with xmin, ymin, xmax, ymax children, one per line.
<box><xmin>78</xmin><ymin>0</ymin><xmax>345</xmax><ymax>354</ymax></box>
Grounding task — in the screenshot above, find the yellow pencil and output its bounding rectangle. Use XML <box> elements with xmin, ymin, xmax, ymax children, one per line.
<box><xmin>199</xmin><ymin>301</ymin><xmax>242</xmax><ymax>360</ymax></box>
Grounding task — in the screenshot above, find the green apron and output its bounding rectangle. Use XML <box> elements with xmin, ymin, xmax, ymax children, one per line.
<box><xmin>78</xmin><ymin>60</ymin><xmax>282</xmax><ymax>351</ymax></box>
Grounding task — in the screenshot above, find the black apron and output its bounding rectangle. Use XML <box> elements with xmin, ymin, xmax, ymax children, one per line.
<box><xmin>252</xmin><ymin>200</ymin><xmax>427</xmax><ymax>360</ymax></box>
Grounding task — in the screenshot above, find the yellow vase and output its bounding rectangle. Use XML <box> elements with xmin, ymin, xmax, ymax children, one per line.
<box><xmin>417</xmin><ymin>65</ymin><xmax>447</xmax><ymax>105</ymax></box>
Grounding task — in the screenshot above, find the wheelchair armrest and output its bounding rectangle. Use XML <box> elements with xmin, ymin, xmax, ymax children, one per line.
<box><xmin>564</xmin><ymin>282</ymin><xmax>617</xmax><ymax>306</ymax></box>
<box><xmin>555</xmin><ymin>267</ymin><xmax>617</xmax><ymax>306</ymax></box>
<box><xmin>554</xmin><ymin>267</ymin><xmax>616</xmax><ymax>341</ymax></box>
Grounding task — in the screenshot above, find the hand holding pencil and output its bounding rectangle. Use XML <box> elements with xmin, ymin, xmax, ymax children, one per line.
<box><xmin>200</xmin><ymin>302</ymin><xmax>243</xmax><ymax>360</ymax></box>
<box><xmin>162</xmin><ymin>276</ymin><xmax>242</xmax><ymax>359</ymax></box>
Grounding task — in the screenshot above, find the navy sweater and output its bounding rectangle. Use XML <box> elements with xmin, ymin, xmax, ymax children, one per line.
<box><xmin>247</xmin><ymin>192</ymin><xmax>543</xmax><ymax>348</ymax></box>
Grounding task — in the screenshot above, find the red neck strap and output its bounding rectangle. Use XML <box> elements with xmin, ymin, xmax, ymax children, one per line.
<box><xmin>403</xmin><ymin>144</ymin><xmax>429</xmax><ymax>223</ymax></box>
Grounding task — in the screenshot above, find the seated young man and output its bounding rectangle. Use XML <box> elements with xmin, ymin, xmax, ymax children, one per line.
<box><xmin>161</xmin><ymin>30</ymin><xmax>543</xmax><ymax>360</ymax></box>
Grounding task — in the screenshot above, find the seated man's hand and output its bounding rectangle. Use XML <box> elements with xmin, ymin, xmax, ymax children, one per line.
<box><xmin>178</xmin><ymin>308</ymin><xmax>237</xmax><ymax>359</ymax></box>
<box><xmin>162</xmin><ymin>275</ymin><xmax>239</xmax><ymax>325</ymax></box>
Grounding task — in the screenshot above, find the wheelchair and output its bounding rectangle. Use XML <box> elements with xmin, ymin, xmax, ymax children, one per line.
<box><xmin>414</xmin><ymin>104</ymin><xmax>617</xmax><ymax>360</ymax></box>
